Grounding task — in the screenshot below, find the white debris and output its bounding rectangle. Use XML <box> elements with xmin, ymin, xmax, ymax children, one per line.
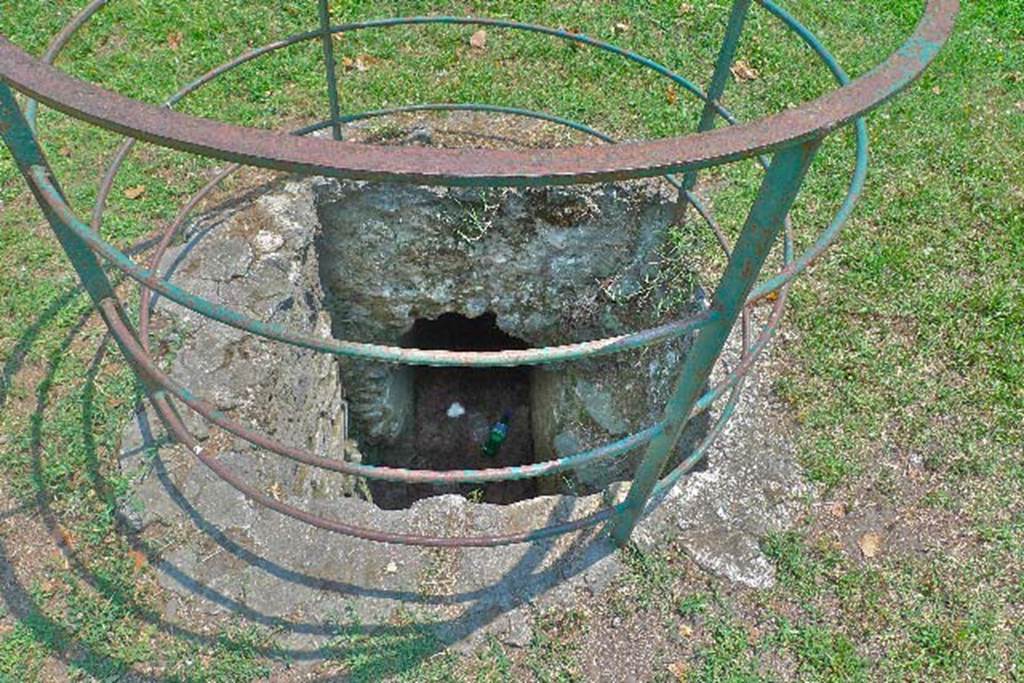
<box><xmin>447</xmin><ymin>402</ymin><xmax>466</xmax><ymax>418</ymax></box>
<box><xmin>254</xmin><ymin>230</ymin><xmax>285</xmax><ymax>254</ymax></box>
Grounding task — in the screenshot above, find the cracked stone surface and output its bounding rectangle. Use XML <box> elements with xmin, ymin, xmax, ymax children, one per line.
<box><xmin>314</xmin><ymin>177</ymin><xmax>698</xmax><ymax>493</ymax></box>
<box><xmin>116</xmin><ymin>153</ymin><xmax>812</xmax><ymax>657</ymax></box>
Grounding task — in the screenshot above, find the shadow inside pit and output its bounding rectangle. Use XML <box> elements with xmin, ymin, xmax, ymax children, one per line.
<box><xmin>370</xmin><ymin>312</ymin><xmax>539</xmax><ymax>509</ymax></box>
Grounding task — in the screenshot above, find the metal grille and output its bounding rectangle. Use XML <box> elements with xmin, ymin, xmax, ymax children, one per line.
<box><xmin>0</xmin><ymin>0</ymin><xmax>957</xmax><ymax>547</ymax></box>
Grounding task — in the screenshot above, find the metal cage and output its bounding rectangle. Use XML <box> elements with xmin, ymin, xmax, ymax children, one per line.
<box><xmin>0</xmin><ymin>0</ymin><xmax>957</xmax><ymax>547</ymax></box>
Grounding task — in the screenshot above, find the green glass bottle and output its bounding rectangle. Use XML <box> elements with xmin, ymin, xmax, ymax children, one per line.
<box><xmin>482</xmin><ymin>411</ymin><xmax>512</xmax><ymax>458</ymax></box>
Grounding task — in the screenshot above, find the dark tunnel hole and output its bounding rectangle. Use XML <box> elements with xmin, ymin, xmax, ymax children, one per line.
<box><xmin>367</xmin><ymin>313</ymin><xmax>541</xmax><ymax>509</ymax></box>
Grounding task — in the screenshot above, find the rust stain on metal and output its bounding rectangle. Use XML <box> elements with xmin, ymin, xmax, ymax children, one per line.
<box><xmin>0</xmin><ymin>1</ymin><xmax>957</xmax><ymax>186</ymax></box>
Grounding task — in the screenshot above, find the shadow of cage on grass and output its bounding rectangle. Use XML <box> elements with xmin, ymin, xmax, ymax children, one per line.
<box><xmin>0</xmin><ymin>264</ymin><xmax>624</xmax><ymax>681</ymax></box>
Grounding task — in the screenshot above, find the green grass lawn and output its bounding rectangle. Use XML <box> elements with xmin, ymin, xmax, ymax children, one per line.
<box><xmin>0</xmin><ymin>0</ymin><xmax>1021</xmax><ymax>680</ymax></box>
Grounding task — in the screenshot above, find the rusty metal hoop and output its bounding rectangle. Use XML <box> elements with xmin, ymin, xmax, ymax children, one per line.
<box><xmin>0</xmin><ymin>0</ymin><xmax>957</xmax><ymax>547</ymax></box>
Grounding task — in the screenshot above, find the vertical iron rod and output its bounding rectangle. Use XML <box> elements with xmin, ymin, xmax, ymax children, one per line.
<box><xmin>678</xmin><ymin>0</ymin><xmax>753</xmax><ymax>221</ymax></box>
<box><xmin>1</xmin><ymin>84</ymin><xmax>117</xmax><ymax>306</ymax></box>
<box><xmin>609</xmin><ymin>138</ymin><xmax>821</xmax><ymax>546</ymax></box>
<box><xmin>0</xmin><ymin>83</ymin><xmax>162</xmax><ymax>400</ymax></box>
<box><xmin>317</xmin><ymin>0</ymin><xmax>343</xmax><ymax>140</ymax></box>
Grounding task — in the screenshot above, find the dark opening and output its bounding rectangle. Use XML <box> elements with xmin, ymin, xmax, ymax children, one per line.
<box><xmin>367</xmin><ymin>312</ymin><xmax>538</xmax><ymax>509</ymax></box>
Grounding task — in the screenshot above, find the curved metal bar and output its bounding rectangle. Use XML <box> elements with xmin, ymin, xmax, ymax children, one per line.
<box><xmin>68</xmin><ymin>14</ymin><xmax>817</xmax><ymax>355</ymax></box>
<box><xmin>13</xmin><ymin>11</ymin><xmax>728</xmax><ymax>183</ymax></box>
<box><xmin>653</xmin><ymin>379</ymin><xmax>743</xmax><ymax>498</ymax></box>
<box><xmin>47</xmin><ymin>6</ymin><xmax>734</xmax><ymax>322</ymax></box>
<box><xmin>124</xmin><ymin>90</ymin><xmax>750</xmax><ymax>364</ymax></box>
<box><xmin>148</xmin><ymin>389</ymin><xmax>620</xmax><ymax>548</ymax></box>
<box><xmin>102</xmin><ymin>298</ymin><xmax>663</xmax><ymax>485</ymax></box>
<box><xmin>298</xmin><ymin>110</ymin><xmax>741</xmax><ymax>195</ymax></box>
<box><xmin>84</xmin><ymin>24</ymin><xmax>729</xmax><ymax>248</ymax></box>
<box><xmin>23</xmin><ymin>28</ymin><xmax>729</xmax><ymax>369</ymax></box>
<box><xmin>747</xmin><ymin>0</ymin><xmax>871</xmax><ymax>303</ymax></box>
<box><xmin>3</xmin><ymin>0</ymin><xmax>919</xmax><ymax>392</ymax></box>
<box><xmin>138</xmin><ymin>163</ymin><xmax>240</xmax><ymax>349</ymax></box>
<box><xmin>99</xmin><ymin>305</ymin><xmax>627</xmax><ymax>548</ymax></box>
<box><xmin>695</xmin><ymin>283</ymin><xmax>791</xmax><ymax>417</ymax></box>
<box><xmin>0</xmin><ymin>2</ymin><xmax>957</xmax><ymax>186</ymax></box>
<box><xmin>155</xmin><ymin>16</ymin><xmax>720</xmax><ymax>114</ymax></box>
<box><xmin>72</xmin><ymin>23</ymin><xmax>784</xmax><ymax>359</ymax></box>
<box><xmin>122</xmin><ymin>98</ymin><xmax>778</xmax><ymax>368</ymax></box>
<box><xmin>133</xmin><ymin>106</ymin><xmax>706</xmax><ymax>356</ymax></box>
<box><xmin>28</xmin><ymin>165</ymin><xmax>713</xmax><ymax>367</ymax></box>
<box><xmin>339</xmin><ymin>103</ymin><xmax>629</xmax><ymax>144</ymax></box>
<box><xmin>23</xmin><ymin>0</ymin><xmax>111</xmax><ymax>130</ymax></box>
<box><xmin>77</xmin><ymin>109</ymin><xmax>780</xmax><ymax>498</ymax></box>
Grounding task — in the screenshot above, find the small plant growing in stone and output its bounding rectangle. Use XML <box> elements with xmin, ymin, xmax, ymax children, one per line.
<box><xmin>450</xmin><ymin>191</ymin><xmax>503</xmax><ymax>243</ymax></box>
<box><xmin>559</xmin><ymin>474</ymin><xmax>582</xmax><ymax>497</ymax></box>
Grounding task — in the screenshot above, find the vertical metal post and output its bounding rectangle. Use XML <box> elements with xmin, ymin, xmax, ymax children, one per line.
<box><xmin>677</xmin><ymin>0</ymin><xmax>753</xmax><ymax>220</ymax></box>
<box><xmin>0</xmin><ymin>83</ymin><xmax>118</xmax><ymax>306</ymax></box>
<box><xmin>609</xmin><ymin>139</ymin><xmax>821</xmax><ymax>546</ymax></box>
<box><xmin>0</xmin><ymin>83</ymin><xmax>155</xmax><ymax>390</ymax></box>
<box><xmin>317</xmin><ymin>0</ymin><xmax>343</xmax><ymax>140</ymax></box>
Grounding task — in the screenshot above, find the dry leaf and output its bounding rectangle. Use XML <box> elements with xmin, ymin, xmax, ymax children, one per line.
<box><xmin>730</xmin><ymin>60</ymin><xmax>759</xmax><ymax>82</ymax></box>
<box><xmin>859</xmin><ymin>532</ymin><xmax>882</xmax><ymax>558</ymax></box>
<box><xmin>57</xmin><ymin>526</ymin><xmax>75</xmax><ymax>549</ymax></box>
<box><xmin>342</xmin><ymin>55</ymin><xmax>375</xmax><ymax>72</ymax></box>
<box><xmin>667</xmin><ymin>661</ymin><xmax>688</xmax><ymax>680</ymax></box>
<box><xmin>130</xmin><ymin>549</ymin><xmax>147</xmax><ymax>571</ymax></box>
<box><xmin>667</xmin><ymin>87</ymin><xmax>679</xmax><ymax>105</ymax></box>
<box><xmin>678</xmin><ymin>623</ymin><xmax>694</xmax><ymax>638</ymax></box>
<box><xmin>167</xmin><ymin>31</ymin><xmax>183</xmax><ymax>51</ymax></box>
<box><xmin>123</xmin><ymin>185</ymin><xmax>146</xmax><ymax>200</ymax></box>
<box><xmin>829</xmin><ymin>501</ymin><xmax>846</xmax><ymax>518</ymax></box>
<box><xmin>470</xmin><ymin>29</ymin><xmax>488</xmax><ymax>50</ymax></box>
